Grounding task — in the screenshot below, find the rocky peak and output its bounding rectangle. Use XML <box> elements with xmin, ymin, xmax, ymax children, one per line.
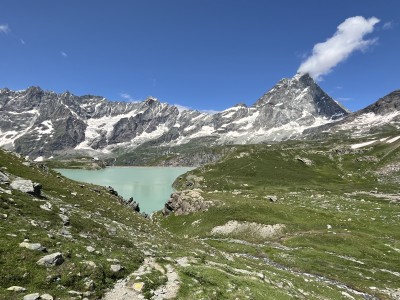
<box><xmin>358</xmin><ymin>90</ymin><xmax>400</xmax><ymax>116</ymax></box>
<box><xmin>253</xmin><ymin>73</ymin><xmax>348</xmax><ymax>120</ymax></box>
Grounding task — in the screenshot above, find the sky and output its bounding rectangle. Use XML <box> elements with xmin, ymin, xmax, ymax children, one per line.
<box><xmin>0</xmin><ymin>0</ymin><xmax>399</xmax><ymax>113</ymax></box>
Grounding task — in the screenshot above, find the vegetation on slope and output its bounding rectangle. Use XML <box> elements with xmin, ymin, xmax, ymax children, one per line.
<box><xmin>159</xmin><ymin>133</ymin><xmax>400</xmax><ymax>299</ymax></box>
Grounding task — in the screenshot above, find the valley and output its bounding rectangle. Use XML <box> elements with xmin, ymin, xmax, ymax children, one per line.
<box><xmin>0</xmin><ymin>75</ymin><xmax>399</xmax><ymax>299</ymax></box>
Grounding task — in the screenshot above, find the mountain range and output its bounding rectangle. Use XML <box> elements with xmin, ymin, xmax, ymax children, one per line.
<box><xmin>0</xmin><ymin>73</ymin><xmax>399</xmax><ymax>161</ymax></box>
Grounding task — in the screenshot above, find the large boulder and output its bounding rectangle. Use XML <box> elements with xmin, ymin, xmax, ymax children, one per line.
<box><xmin>19</xmin><ymin>242</ymin><xmax>47</xmax><ymax>252</ymax></box>
<box><xmin>10</xmin><ymin>179</ymin><xmax>41</xmax><ymax>196</ymax></box>
<box><xmin>0</xmin><ymin>171</ymin><xmax>10</xmax><ymax>184</ymax></box>
<box><xmin>163</xmin><ymin>189</ymin><xmax>212</xmax><ymax>216</ymax></box>
<box><xmin>36</xmin><ymin>252</ymin><xmax>64</xmax><ymax>267</ymax></box>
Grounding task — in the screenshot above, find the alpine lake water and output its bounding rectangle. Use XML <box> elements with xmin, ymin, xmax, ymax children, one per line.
<box><xmin>56</xmin><ymin>167</ymin><xmax>194</xmax><ymax>213</ymax></box>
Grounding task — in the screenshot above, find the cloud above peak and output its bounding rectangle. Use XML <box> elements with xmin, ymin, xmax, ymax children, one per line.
<box><xmin>298</xmin><ymin>16</ymin><xmax>380</xmax><ymax>80</ymax></box>
<box><xmin>0</xmin><ymin>24</ymin><xmax>10</xmax><ymax>34</ymax></box>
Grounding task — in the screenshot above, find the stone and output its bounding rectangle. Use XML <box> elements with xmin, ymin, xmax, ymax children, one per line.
<box><xmin>86</xmin><ymin>246</ymin><xmax>95</xmax><ymax>253</ymax></box>
<box><xmin>36</xmin><ymin>252</ymin><xmax>64</xmax><ymax>267</ymax></box>
<box><xmin>19</xmin><ymin>242</ymin><xmax>47</xmax><ymax>252</ymax></box>
<box><xmin>59</xmin><ymin>213</ymin><xmax>70</xmax><ymax>226</ymax></box>
<box><xmin>23</xmin><ymin>293</ymin><xmax>40</xmax><ymax>300</ymax></box>
<box><xmin>110</xmin><ymin>264</ymin><xmax>123</xmax><ymax>272</ymax></box>
<box><xmin>266</xmin><ymin>195</ymin><xmax>278</xmax><ymax>202</ymax></box>
<box><xmin>10</xmin><ymin>179</ymin><xmax>41</xmax><ymax>196</ymax></box>
<box><xmin>163</xmin><ymin>189</ymin><xmax>211</xmax><ymax>216</ymax></box>
<box><xmin>40</xmin><ymin>202</ymin><xmax>52</xmax><ymax>211</ymax></box>
<box><xmin>7</xmin><ymin>286</ymin><xmax>26</xmax><ymax>292</ymax></box>
<box><xmin>295</xmin><ymin>156</ymin><xmax>313</xmax><ymax>166</ymax></box>
<box><xmin>82</xmin><ymin>260</ymin><xmax>97</xmax><ymax>268</ymax></box>
<box><xmin>40</xmin><ymin>294</ymin><xmax>54</xmax><ymax>300</ymax></box>
<box><xmin>0</xmin><ymin>171</ymin><xmax>10</xmax><ymax>184</ymax></box>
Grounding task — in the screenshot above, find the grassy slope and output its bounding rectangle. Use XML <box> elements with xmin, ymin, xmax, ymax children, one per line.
<box><xmin>1</xmin><ymin>132</ymin><xmax>399</xmax><ymax>299</ymax></box>
<box><xmin>159</xmin><ymin>134</ymin><xmax>400</xmax><ymax>299</ymax></box>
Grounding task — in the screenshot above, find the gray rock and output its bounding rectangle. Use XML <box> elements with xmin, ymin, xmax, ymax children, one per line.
<box><xmin>163</xmin><ymin>189</ymin><xmax>211</xmax><ymax>216</ymax></box>
<box><xmin>23</xmin><ymin>293</ymin><xmax>40</xmax><ymax>300</ymax></box>
<box><xmin>40</xmin><ymin>202</ymin><xmax>52</xmax><ymax>211</ymax></box>
<box><xmin>19</xmin><ymin>242</ymin><xmax>47</xmax><ymax>252</ymax></box>
<box><xmin>36</xmin><ymin>252</ymin><xmax>64</xmax><ymax>267</ymax></box>
<box><xmin>0</xmin><ymin>171</ymin><xmax>10</xmax><ymax>184</ymax></box>
<box><xmin>40</xmin><ymin>294</ymin><xmax>54</xmax><ymax>300</ymax></box>
<box><xmin>267</xmin><ymin>195</ymin><xmax>278</xmax><ymax>202</ymax></box>
<box><xmin>6</xmin><ymin>286</ymin><xmax>26</xmax><ymax>292</ymax></box>
<box><xmin>58</xmin><ymin>213</ymin><xmax>70</xmax><ymax>226</ymax></box>
<box><xmin>86</xmin><ymin>246</ymin><xmax>95</xmax><ymax>253</ymax></box>
<box><xmin>110</xmin><ymin>264</ymin><xmax>123</xmax><ymax>272</ymax></box>
<box><xmin>295</xmin><ymin>156</ymin><xmax>313</xmax><ymax>166</ymax></box>
<box><xmin>10</xmin><ymin>179</ymin><xmax>41</xmax><ymax>196</ymax></box>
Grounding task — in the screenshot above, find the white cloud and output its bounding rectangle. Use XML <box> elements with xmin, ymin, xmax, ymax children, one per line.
<box><xmin>383</xmin><ymin>21</ymin><xmax>393</xmax><ymax>30</ymax></box>
<box><xmin>61</xmin><ymin>51</ymin><xmax>68</xmax><ymax>57</ymax></box>
<box><xmin>298</xmin><ymin>16</ymin><xmax>380</xmax><ymax>80</ymax></box>
<box><xmin>20</xmin><ymin>39</ymin><xmax>25</xmax><ymax>45</ymax></box>
<box><xmin>119</xmin><ymin>93</ymin><xmax>140</xmax><ymax>102</ymax></box>
<box><xmin>0</xmin><ymin>24</ymin><xmax>10</xmax><ymax>34</ymax></box>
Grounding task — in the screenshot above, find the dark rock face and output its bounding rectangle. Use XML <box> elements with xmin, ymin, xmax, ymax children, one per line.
<box><xmin>304</xmin><ymin>89</ymin><xmax>400</xmax><ymax>138</ymax></box>
<box><xmin>356</xmin><ymin>90</ymin><xmax>400</xmax><ymax>116</ymax></box>
<box><xmin>0</xmin><ymin>75</ymin><xmax>351</xmax><ymax>158</ymax></box>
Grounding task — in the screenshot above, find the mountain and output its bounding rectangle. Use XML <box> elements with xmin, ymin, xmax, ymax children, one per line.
<box><xmin>305</xmin><ymin>89</ymin><xmax>400</xmax><ymax>138</ymax></box>
<box><xmin>1</xmin><ymin>74</ymin><xmax>349</xmax><ymax>160</ymax></box>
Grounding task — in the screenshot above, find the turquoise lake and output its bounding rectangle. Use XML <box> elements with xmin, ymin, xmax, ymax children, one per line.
<box><xmin>56</xmin><ymin>167</ymin><xmax>193</xmax><ymax>213</ymax></box>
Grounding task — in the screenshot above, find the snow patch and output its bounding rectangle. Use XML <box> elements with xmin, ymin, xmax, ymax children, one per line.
<box><xmin>351</xmin><ymin>140</ymin><xmax>376</xmax><ymax>149</ymax></box>
<box><xmin>386</xmin><ymin>135</ymin><xmax>400</xmax><ymax>144</ymax></box>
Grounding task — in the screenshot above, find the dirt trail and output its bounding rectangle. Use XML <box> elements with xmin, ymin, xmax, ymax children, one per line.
<box><xmin>103</xmin><ymin>257</ymin><xmax>180</xmax><ymax>300</ymax></box>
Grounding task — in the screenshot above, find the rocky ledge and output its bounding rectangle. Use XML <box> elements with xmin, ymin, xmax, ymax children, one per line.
<box><xmin>162</xmin><ymin>189</ymin><xmax>213</xmax><ymax>216</ymax></box>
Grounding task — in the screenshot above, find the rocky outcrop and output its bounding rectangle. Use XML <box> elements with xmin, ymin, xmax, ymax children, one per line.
<box><xmin>10</xmin><ymin>179</ymin><xmax>42</xmax><ymax>196</ymax></box>
<box><xmin>162</xmin><ymin>189</ymin><xmax>212</xmax><ymax>216</ymax></box>
<box><xmin>36</xmin><ymin>252</ymin><xmax>64</xmax><ymax>267</ymax></box>
<box><xmin>211</xmin><ymin>221</ymin><xmax>286</xmax><ymax>239</ymax></box>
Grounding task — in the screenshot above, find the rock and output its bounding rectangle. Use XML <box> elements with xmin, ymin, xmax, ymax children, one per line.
<box><xmin>211</xmin><ymin>220</ymin><xmax>286</xmax><ymax>239</ymax></box>
<box><xmin>59</xmin><ymin>227</ymin><xmax>72</xmax><ymax>238</ymax></box>
<box><xmin>110</xmin><ymin>264</ymin><xmax>123</xmax><ymax>272</ymax></box>
<box><xmin>107</xmin><ymin>186</ymin><xmax>118</xmax><ymax>196</ymax></box>
<box><xmin>84</xmin><ymin>278</ymin><xmax>95</xmax><ymax>290</ymax></box>
<box><xmin>163</xmin><ymin>189</ymin><xmax>211</xmax><ymax>216</ymax></box>
<box><xmin>6</xmin><ymin>286</ymin><xmax>26</xmax><ymax>292</ymax></box>
<box><xmin>59</xmin><ymin>213</ymin><xmax>70</xmax><ymax>226</ymax></box>
<box><xmin>0</xmin><ymin>171</ymin><xmax>10</xmax><ymax>184</ymax></box>
<box><xmin>266</xmin><ymin>195</ymin><xmax>278</xmax><ymax>202</ymax></box>
<box><xmin>126</xmin><ymin>197</ymin><xmax>140</xmax><ymax>212</ymax></box>
<box><xmin>40</xmin><ymin>294</ymin><xmax>54</xmax><ymax>300</ymax></box>
<box><xmin>19</xmin><ymin>242</ymin><xmax>47</xmax><ymax>252</ymax></box>
<box><xmin>82</xmin><ymin>260</ymin><xmax>97</xmax><ymax>268</ymax></box>
<box><xmin>86</xmin><ymin>246</ymin><xmax>95</xmax><ymax>253</ymax></box>
<box><xmin>23</xmin><ymin>293</ymin><xmax>40</xmax><ymax>300</ymax></box>
<box><xmin>40</xmin><ymin>202</ymin><xmax>52</xmax><ymax>211</ymax></box>
<box><xmin>10</xmin><ymin>179</ymin><xmax>42</xmax><ymax>196</ymax></box>
<box><xmin>295</xmin><ymin>156</ymin><xmax>313</xmax><ymax>166</ymax></box>
<box><xmin>36</xmin><ymin>252</ymin><xmax>64</xmax><ymax>267</ymax></box>
<box><xmin>327</xmin><ymin>224</ymin><xmax>332</xmax><ymax>229</ymax></box>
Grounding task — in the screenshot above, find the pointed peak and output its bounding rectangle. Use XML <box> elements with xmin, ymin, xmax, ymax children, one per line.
<box><xmin>144</xmin><ymin>97</ymin><xmax>160</xmax><ymax>105</ymax></box>
<box><xmin>291</xmin><ymin>72</ymin><xmax>314</xmax><ymax>83</ymax></box>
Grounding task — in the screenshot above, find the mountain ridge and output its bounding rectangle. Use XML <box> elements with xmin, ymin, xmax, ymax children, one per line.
<box><xmin>1</xmin><ymin>74</ymin><xmax>398</xmax><ymax>161</ymax></box>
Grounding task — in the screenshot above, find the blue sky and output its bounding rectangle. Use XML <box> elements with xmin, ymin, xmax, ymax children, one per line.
<box><xmin>0</xmin><ymin>0</ymin><xmax>399</xmax><ymax>112</ymax></box>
